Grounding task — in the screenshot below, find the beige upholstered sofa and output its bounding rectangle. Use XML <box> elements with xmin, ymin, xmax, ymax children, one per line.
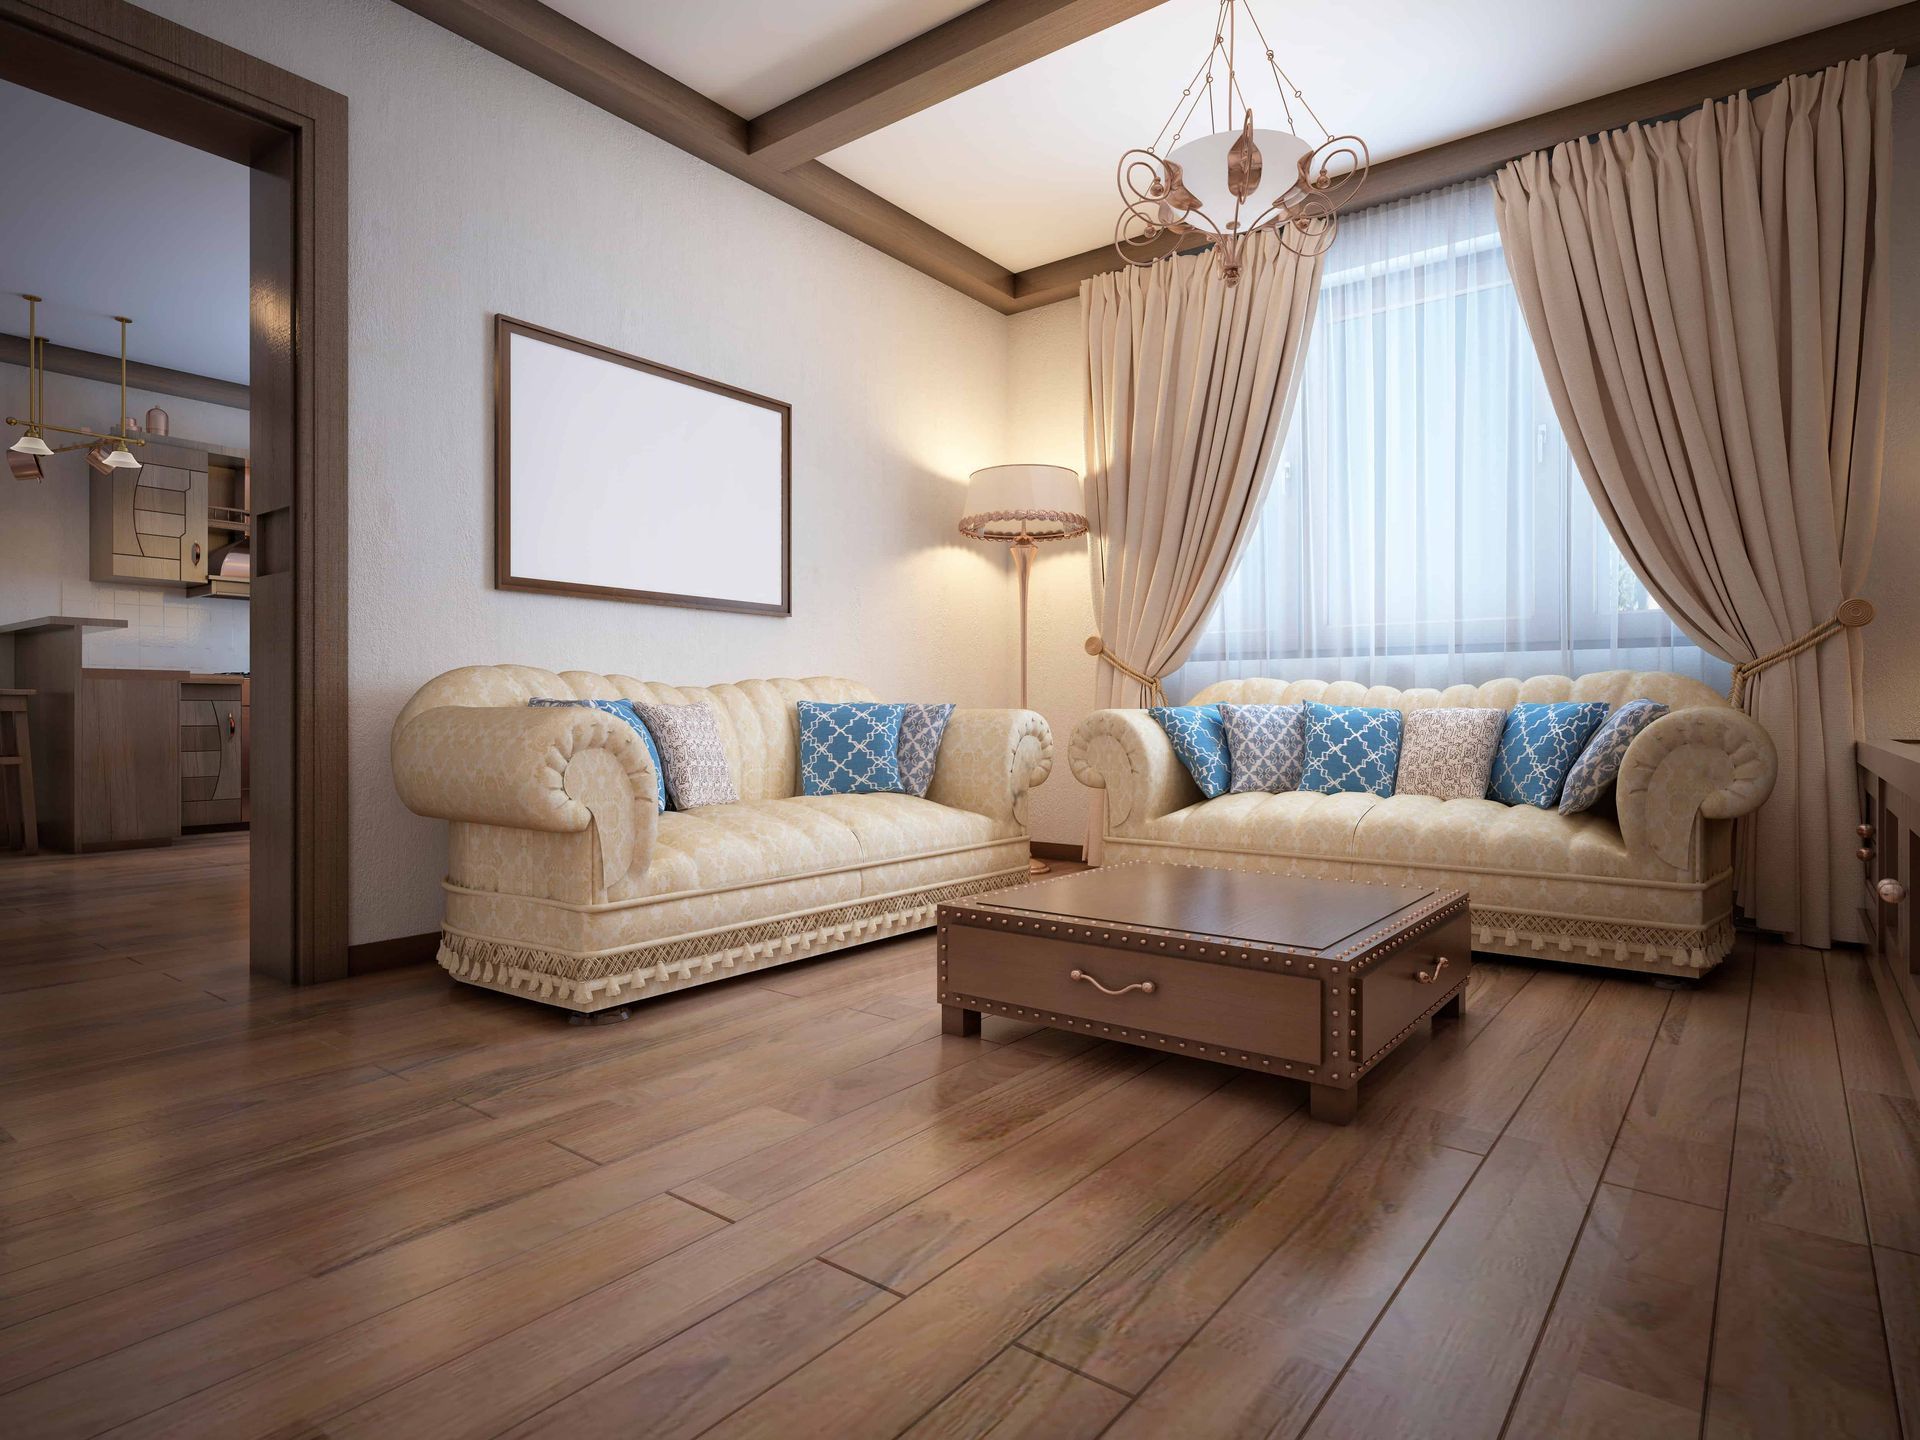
<box><xmin>1070</xmin><ymin>672</ymin><xmax>1776</xmax><ymax>978</ymax></box>
<box><xmin>392</xmin><ymin>668</ymin><xmax>1051</xmax><ymax>1014</ymax></box>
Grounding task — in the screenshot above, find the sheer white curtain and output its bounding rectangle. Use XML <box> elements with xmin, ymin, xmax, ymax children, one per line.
<box><xmin>1168</xmin><ymin>180</ymin><xmax>1726</xmax><ymax>700</ymax></box>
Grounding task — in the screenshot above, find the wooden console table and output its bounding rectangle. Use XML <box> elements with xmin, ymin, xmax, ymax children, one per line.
<box><xmin>1858</xmin><ymin>740</ymin><xmax>1920</xmax><ymax>1083</ymax></box>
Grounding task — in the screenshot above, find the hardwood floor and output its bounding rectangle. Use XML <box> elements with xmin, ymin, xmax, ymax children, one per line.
<box><xmin>1</xmin><ymin>835</ymin><xmax>1916</xmax><ymax>1439</ymax></box>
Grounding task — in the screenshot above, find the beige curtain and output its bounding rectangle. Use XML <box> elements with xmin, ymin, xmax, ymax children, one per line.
<box><xmin>1081</xmin><ymin>230</ymin><xmax>1323</xmax><ymax>858</ymax></box>
<box><xmin>1493</xmin><ymin>52</ymin><xmax>1901</xmax><ymax>947</ymax></box>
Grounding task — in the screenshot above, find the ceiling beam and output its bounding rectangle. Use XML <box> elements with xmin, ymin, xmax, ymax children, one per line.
<box><xmin>391</xmin><ymin>0</ymin><xmax>1018</xmax><ymax>309</ymax></box>
<box><xmin>0</xmin><ymin>332</ymin><xmax>250</xmax><ymax>409</ymax></box>
<box><xmin>746</xmin><ymin>0</ymin><xmax>1172</xmax><ymax>171</ymax></box>
<box><xmin>1007</xmin><ymin>0</ymin><xmax>1920</xmax><ymax>312</ymax></box>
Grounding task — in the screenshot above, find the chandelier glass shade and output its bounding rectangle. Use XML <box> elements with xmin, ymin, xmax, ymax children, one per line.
<box><xmin>1115</xmin><ymin>0</ymin><xmax>1369</xmax><ymax>283</ymax></box>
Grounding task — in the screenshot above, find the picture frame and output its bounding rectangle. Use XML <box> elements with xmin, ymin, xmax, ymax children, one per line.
<box><xmin>493</xmin><ymin>315</ymin><xmax>792</xmax><ymax>616</ymax></box>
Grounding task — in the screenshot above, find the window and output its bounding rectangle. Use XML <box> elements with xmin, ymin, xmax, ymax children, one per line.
<box><xmin>1169</xmin><ymin>181</ymin><xmax>1726</xmax><ymax>700</ymax></box>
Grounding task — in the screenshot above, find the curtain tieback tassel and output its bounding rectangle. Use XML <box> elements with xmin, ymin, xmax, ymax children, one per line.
<box><xmin>1730</xmin><ymin>598</ymin><xmax>1874</xmax><ymax>707</ymax></box>
<box><xmin>1085</xmin><ymin>636</ymin><xmax>1167</xmax><ymax>707</ymax></box>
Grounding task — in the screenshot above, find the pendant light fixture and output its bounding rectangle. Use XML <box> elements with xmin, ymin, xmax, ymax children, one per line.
<box><xmin>5</xmin><ymin>294</ymin><xmax>147</xmax><ymax>477</ymax></box>
<box><xmin>1114</xmin><ymin>0</ymin><xmax>1369</xmax><ymax>284</ymax></box>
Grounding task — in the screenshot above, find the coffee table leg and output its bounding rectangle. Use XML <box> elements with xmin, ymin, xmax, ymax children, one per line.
<box><xmin>1310</xmin><ymin>1083</ymin><xmax>1357</xmax><ymax>1125</ymax></box>
<box><xmin>1436</xmin><ymin>986</ymin><xmax>1465</xmax><ymax>1022</ymax></box>
<box><xmin>942</xmin><ymin>1004</ymin><xmax>981</xmax><ymax>1037</ymax></box>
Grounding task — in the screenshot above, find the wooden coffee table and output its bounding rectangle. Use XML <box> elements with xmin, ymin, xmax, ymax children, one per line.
<box><xmin>937</xmin><ymin>862</ymin><xmax>1470</xmax><ymax>1123</ymax></box>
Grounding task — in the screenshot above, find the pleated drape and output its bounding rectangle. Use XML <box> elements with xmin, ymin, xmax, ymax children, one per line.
<box><xmin>1493</xmin><ymin>52</ymin><xmax>1901</xmax><ymax>946</ymax></box>
<box><xmin>1081</xmin><ymin>231</ymin><xmax>1323</xmax><ymax>858</ymax></box>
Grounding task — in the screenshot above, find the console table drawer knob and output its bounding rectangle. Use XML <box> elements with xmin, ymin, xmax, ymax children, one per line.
<box><xmin>1858</xmin><ymin>846</ymin><xmax>1876</xmax><ymax>862</ymax></box>
<box><xmin>1859</xmin><ymin>823</ymin><xmax>1875</xmax><ymax>839</ymax></box>
<box><xmin>1880</xmin><ymin>879</ymin><xmax>1907</xmax><ymax>905</ymax></box>
<box><xmin>1068</xmin><ymin>968</ymin><xmax>1155</xmax><ymax>998</ymax></box>
<box><xmin>1416</xmin><ymin>956</ymin><xmax>1451</xmax><ymax>985</ymax></box>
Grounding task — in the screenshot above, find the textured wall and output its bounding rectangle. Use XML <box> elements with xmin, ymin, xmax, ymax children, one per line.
<box><xmin>140</xmin><ymin>0</ymin><xmax>1016</xmax><ymax>945</ymax></box>
<box><xmin>1006</xmin><ymin>298</ymin><xmax>1097</xmax><ymax>848</ymax></box>
<box><xmin>0</xmin><ymin>363</ymin><xmax>250</xmax><ymax>673</ymax></box>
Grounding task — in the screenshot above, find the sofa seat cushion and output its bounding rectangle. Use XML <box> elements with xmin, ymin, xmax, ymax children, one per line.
<box><xmin>1139</xmin><ymin>790</ymin><xmax>1388</xmax><ymax>857</ymax></box>
<box><xmin>610</xmin><ymin>793</ymin><xmax>1004</xmax><ymax>902</ymax></box>
<box><xmin>1137</xmin><ymin>792</ymin><xmax>1664</xmax><ymax>884</ymax></box>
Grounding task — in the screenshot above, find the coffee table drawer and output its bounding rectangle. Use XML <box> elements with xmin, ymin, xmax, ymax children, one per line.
<box><xmin>942</xmin><ymin>929</ymin><xmax>1323</xmax><ymax>1066</ymax></box>
<box><xmin>1357</xmin><ymin>910</ymin><xmax>1472</xmax><ymax>1062</ymax></box>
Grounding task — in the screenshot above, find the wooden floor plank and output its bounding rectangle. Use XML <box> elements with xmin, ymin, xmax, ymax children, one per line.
<box><xmin>1603</xmin><ymin>942</ymin><xmax>1752</xmax><ymax>1209</ymax></box>
<box><xmin>900</xmin><ymin>1347</ymin><xmax>1129</xmax><ymax>1440</ymax></box>
<box><xmin>1703</xmin><ymin>1217</ymin><xmax>1900</xmax><ymax>1439</ymax></box>
<box><xmin>1021</xmin><ymin>961</ymin><xmax>1547</xmax><ymax>1396</ymax></box>
<box><xmin>127</xmin><ymin>1045</ymin><xmax>1154</xmax><ymax>1439</ymax></box>
<box><xmin>1501</xmin><ymin>1182</ymin><xmax>1721</xmax><ymax>1439</ymax></box>
<box><xmin>4</xmin><ymin>838</ymin><xmax>1912</xmax><ymax>1440</ymax></box>
<box><xmin>1300</xmin><ymin>978</ymin><xmax>1668</xmax><ymax>1440</ymax></box>
<box><xmin>1727</xmin><ymin>942</ymin><xmax>1868</xmax><ymax>1245</ymax></box>
<box><xmin>1825</xmin><ymin>951</ymin><xmax>1920</xmax><ymax>1255</ymax></box>
<box><xmin>499</xmin><ymin>1261</ymin><xmax>897</xmax><ymax>1440</ymax></box>
<box><xmin>693</xmin><ymin>1073</ymin><xmax>1295</xmax><ymax>1439</ymax></box>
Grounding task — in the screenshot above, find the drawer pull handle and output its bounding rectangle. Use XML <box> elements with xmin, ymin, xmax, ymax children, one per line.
<box><xmin>1069</xmin><ymin>968</ymin><xmax>1155</xmax><ymax>998</ymax></box>
<box><xmin>1880</xmin><ymin>879</ymin><xmax>1907</xmax><ymax>906</ymax></box>
<box><xmin>1416</xmin><ymin>956</ymin><xmax>1450</xmax><ymax>985</ymax></box>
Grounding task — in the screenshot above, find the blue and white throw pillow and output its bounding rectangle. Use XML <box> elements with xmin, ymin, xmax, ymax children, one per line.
<box><xmin>1488</xmin><ymin>701</ymin><xmax>1611</xmax><ymax>808</ymax></box>
<box><xmin>896</xmin><ymin>702</ymin><xmax>956</xmax><ymax>798</ymax></box>
<box><xmin>1220</xmin><ymin>703</ymin><xmax>1307</xmax><ymax>794</ymax></box>
<box><xmin>529</xmin><ymin>697</ymin><xmax>668</xmax><ymax>812</ymax></box>
<box><xmin>1148</xmin><ymin>704</ymin><xmax>1232</xmax><ymax>799</ymax></box>
<box><xmin>797</xmin><ymin>701</ymin><xmax>907</xmax><ymax>796</ymax></box>
<box><xmin>1559</xmin><ymin>699</ymin><xmax>1669</xmax><ymax>814</ymax></box>
<box><xmin>1298</xmin><ymin>702</ymin><xmax>1404</xmax><ymax>798</ymax></box>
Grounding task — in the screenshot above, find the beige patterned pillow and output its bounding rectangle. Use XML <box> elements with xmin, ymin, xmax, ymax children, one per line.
<box><xmin>1394</xmin><ymin>707</ymin><xmax>1505</xmax><ymax>800</ymax></box>
<box><xmin>631</xmin><ymin>702</ymin><xmax>738</xmax><ymax>808</ymax></box>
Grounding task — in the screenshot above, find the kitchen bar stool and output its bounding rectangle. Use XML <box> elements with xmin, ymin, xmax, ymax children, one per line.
<box><xmin>1</xmin><ymin>688</ymin><xmax>36</xmax><ymax>855</ymax></box>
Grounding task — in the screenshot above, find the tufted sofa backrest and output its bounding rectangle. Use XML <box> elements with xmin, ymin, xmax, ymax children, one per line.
<box><xmin>1188</xmin><ymin>670</ymin><xmax>1728</xmax><ymax>716</ymax></box>
<box><xmin>393</xmin><ymin>667</ymin><xmax>877</xmax><ymax>802</ymax></box>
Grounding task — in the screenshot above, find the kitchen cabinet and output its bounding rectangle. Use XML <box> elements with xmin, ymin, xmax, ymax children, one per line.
<box><xmin>89</xmin><ymin>437</ymin><xmax>247</xmax><ymax>591</ymax></box>
<box><xmin>180</xmin><ymin>676</ymin><xmax>249</xmax><ymax>829</ymax></box>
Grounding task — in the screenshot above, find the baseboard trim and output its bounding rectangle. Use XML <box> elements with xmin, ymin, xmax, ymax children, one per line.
<box><xmin>346</xmin><ymin>931</ymin><xmax>440</xmax><ymax>974</ymax></box>
<box><xmin>1031</xmin><ymin>841</ymin><xmax>1085</xmax><ymax>863</ymax></box>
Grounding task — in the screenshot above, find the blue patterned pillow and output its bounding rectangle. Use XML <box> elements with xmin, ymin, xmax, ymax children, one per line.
<box><xmin>1298</xmin><ymin>703</ymin><xmax>1404</xmax><ymax>797</ymax></box>
<box><xmin>1149</xmin><ymin>704</ymin><xmax>1232</xmax><ymax>799</ymax></box>
<box><xmin>529</xmin><ymin>698</ymin><xmax>667</xmax><ymax>812</ymax></box>
<box><xmin>1489</xmin><ymin>702</ymin><xmax>1611</xmax><ymax>808</ymax></box>
<box><xmin>1559</xmin><ymin>700</ymin><xmax>1668</xmax><ymax>814</ymax></box>
<box><xmin>797</xmin><ymin>701</ymin><xmax>907</xmax><ymax>795</ymax></box>
<box><xmin>896</xmin><ymin>702</ymin><xmax>955</xmax><ymax>798</ymax></box>
<box><xmin>1220</xmin><ymin>703</ymin><xmax>1307</xmax><ymax>793</ymax></box>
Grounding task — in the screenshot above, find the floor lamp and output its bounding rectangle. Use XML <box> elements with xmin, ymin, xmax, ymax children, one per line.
<box><xmin>959</xmin><ymin>464</ymin><xmax>1088</xmax><ymax>874</ymax></box>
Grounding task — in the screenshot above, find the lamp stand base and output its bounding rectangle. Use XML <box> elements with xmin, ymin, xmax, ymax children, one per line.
<box><xmin>1029</xmin><ymin>857</ymin><xmax>1051</xmax><ymax>875</ymax></box>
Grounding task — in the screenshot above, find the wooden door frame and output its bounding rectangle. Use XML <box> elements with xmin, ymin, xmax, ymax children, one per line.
<box><xmin>1</xmin><ymin>0</ymin><xmax>348</xmax><ymax>983</ymax></box>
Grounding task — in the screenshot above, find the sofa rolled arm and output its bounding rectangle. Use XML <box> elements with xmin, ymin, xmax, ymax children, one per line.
<box><xmin>1615</xmin><ymin>706</ymin><xmax>1777</xmax><ymax>871</ymax></box>
<box><xmin>391</xmin><ymin>705</ymin><xmax>660</xmax><ymax>890</ymax></box>
<box><xmin>1070</xmin><ymin>710</ymin><xmax>1199</xmax><ymax>836</ymax></box>
<box><xmin>925</xmin><ymin>708</ymin><xmax>1053</xmax><ymax>832</ymax></box>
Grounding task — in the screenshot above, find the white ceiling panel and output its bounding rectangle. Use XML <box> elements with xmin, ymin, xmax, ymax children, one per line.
<box><xmin>820</xmin><ymin>0</ymin><xmax>1896</xmax><ymax>272</ymax></box>
<box><xmin>544</xmin><ymin>0</ymin><xmax>985</xmax><ymax>117</ymax></box>
<box><xmin>0</xmin><ymin>80</ymin><xmax>249</xmax><ymax>383</ymax></box>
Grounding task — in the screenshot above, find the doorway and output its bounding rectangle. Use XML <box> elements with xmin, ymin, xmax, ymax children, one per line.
<box><xmin>0</xmin><ymin>0</ymin><xmax>346</xmax><ymax>984</ymax></box>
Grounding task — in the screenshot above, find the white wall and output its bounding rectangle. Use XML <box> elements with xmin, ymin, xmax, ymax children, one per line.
<box><xmin>1865</xmin><ymin>82</ymin><xmax>1920</xmax><ymax>742</ymax></box>
<box><xmin>1006</xmin><ymin>299</ymin><xmax>1097</xmax><ymax>848</ymax></box>
<box><xmin>0</xmin><ymin>363</ymin><xmax>250</xmax><ymax>672</ymax></box>
<box><xmin>135</xmin><ymin>0</ymin><xmax>1016</xmax><ymax>946</ymax></box>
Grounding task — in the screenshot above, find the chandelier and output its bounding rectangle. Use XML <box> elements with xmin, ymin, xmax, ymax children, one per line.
<box><xmin>1114</xmin><ymin>0</ymin><xmax>1369</xmax><ymax>283</ymax></box>
<box><xmin>7</xmin><ymin>294</ymin><xmax>146</xmax><ymax>480</ymax></box>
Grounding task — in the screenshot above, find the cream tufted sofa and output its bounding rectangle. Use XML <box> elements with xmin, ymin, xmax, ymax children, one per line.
<box><xmin>1071</xmin><ymin>672</ymin><xmax>1776</xmax><ymax>978</ymax></box>
<box><xmin>392</xmin><ymin>668</ymin><xmax>1052</xmax><ymax>1014</ymax></box>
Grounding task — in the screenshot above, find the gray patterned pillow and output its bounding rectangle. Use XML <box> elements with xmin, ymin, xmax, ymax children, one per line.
<box><xmin>1559</xmin><ymin>699</ymin><xmax>1668</xmax><ymax>814</ymax></box>
<box><xmin>631</xmin><ymin>702</ymin><xmax>738</xmax><ymax>809</ymax></box>
<box><xmin>1394</xmin><ymin>707</ymin><xmax>1505</xmax><ymax>800</ymax></box>
<box><xmin>1220</xmin><ymin>703</ymin><xmax>1307</xmax><ymax>793</ymax></box>
<box><xmin>897</xmin><ymin>703</ymin><xmax>955</xmax><ymax>798</ymax></box>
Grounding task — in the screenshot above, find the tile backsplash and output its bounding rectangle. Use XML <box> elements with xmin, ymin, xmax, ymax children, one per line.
<box><xmin>65</xmin><ymin>579</ymin><xmax>250</xmax><ymax>672</ymax></box>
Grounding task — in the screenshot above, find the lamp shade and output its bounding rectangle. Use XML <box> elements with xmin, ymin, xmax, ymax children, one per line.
<box><xmin>9</xmin><ymin>431</ymin><xmax>53</xmax><ymax>457</ymax></box>
<box><xmin>102</xmin><ymin>442</ymin><xmax>141</xmax><ymax>470</ymax></box>
<box><xmin>959</xmin><ymin>464</ymin><xmax>1088</xmax><ymax>543</ymax></box>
